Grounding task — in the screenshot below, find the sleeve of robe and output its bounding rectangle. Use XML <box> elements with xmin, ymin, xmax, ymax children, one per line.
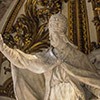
<box><xmin>60</xmin><ymin>47</ymin><xmax>100</xmax><ymax>90</ymax></box>
<box><xmin>1</xmin><ymin>43</ymin><xmax>57</xmax><ymax>74</ymax></box>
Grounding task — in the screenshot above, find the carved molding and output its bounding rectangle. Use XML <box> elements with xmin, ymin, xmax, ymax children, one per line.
<box><xmin>0</xmin><ymin>77</ymin><xmax>15</xmax><ymax>99</ymax></box>
<box><xmin>68</xmin><ymin>0</ymin><xmax>78</xmax><ymax>46</ymax></box>
<box><xmin>88</xmin><ymin>0</ymin><xmax>100</xmax><ymax>45</ymax></box>
<box><xmin>0</xmin><ymin>0</ymin><xmax>14</xmax><ymax>19</ymax></box>
<box><xmin>68</xmin><ymin>0</ymin><xmax>90</xmax><ymax>54</ymax></box>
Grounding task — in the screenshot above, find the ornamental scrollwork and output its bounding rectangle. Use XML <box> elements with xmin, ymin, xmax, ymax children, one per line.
<box><xmin>2</xmin><ymin>0</ymin><xmax>67</xmax><ymax>54</ymax></box>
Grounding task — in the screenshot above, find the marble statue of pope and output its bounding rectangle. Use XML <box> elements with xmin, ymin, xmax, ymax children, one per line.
<box><xmin>0</xmin><ymin>13</ymin><xmax>100</xmax><ymax>100</ymax></box>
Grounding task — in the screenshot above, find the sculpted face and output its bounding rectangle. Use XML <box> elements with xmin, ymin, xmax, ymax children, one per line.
<box><xmin>48</xmin><ymin>13</ymin><xmax>67</xmax><ymax>48</ymax></box>
<box><xmin>49</xmin><ymin>31</ymin><xmax>61</xmax><ymax>47</ymax></box>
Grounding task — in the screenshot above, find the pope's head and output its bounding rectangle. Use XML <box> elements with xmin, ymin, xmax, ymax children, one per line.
<box><xmin>48</xmin><ymin>13</ymin><xmax>67</xmax><ymax>48</ymax></box>
<box><xmin>48</xmin><ymin>13</ymin><xmax>67</xmax><ymax>33</ymax></box>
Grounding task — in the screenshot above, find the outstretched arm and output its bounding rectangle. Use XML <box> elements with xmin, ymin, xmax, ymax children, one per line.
<box><xmin>0</xmin><ymin>34</ymin><xmax>31</xmax><ymax>69</ymax></box>
<box><xmin>0</xmin><ymin>34</ymin><xmax>59</xmax><ymax>74</ymax></box>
